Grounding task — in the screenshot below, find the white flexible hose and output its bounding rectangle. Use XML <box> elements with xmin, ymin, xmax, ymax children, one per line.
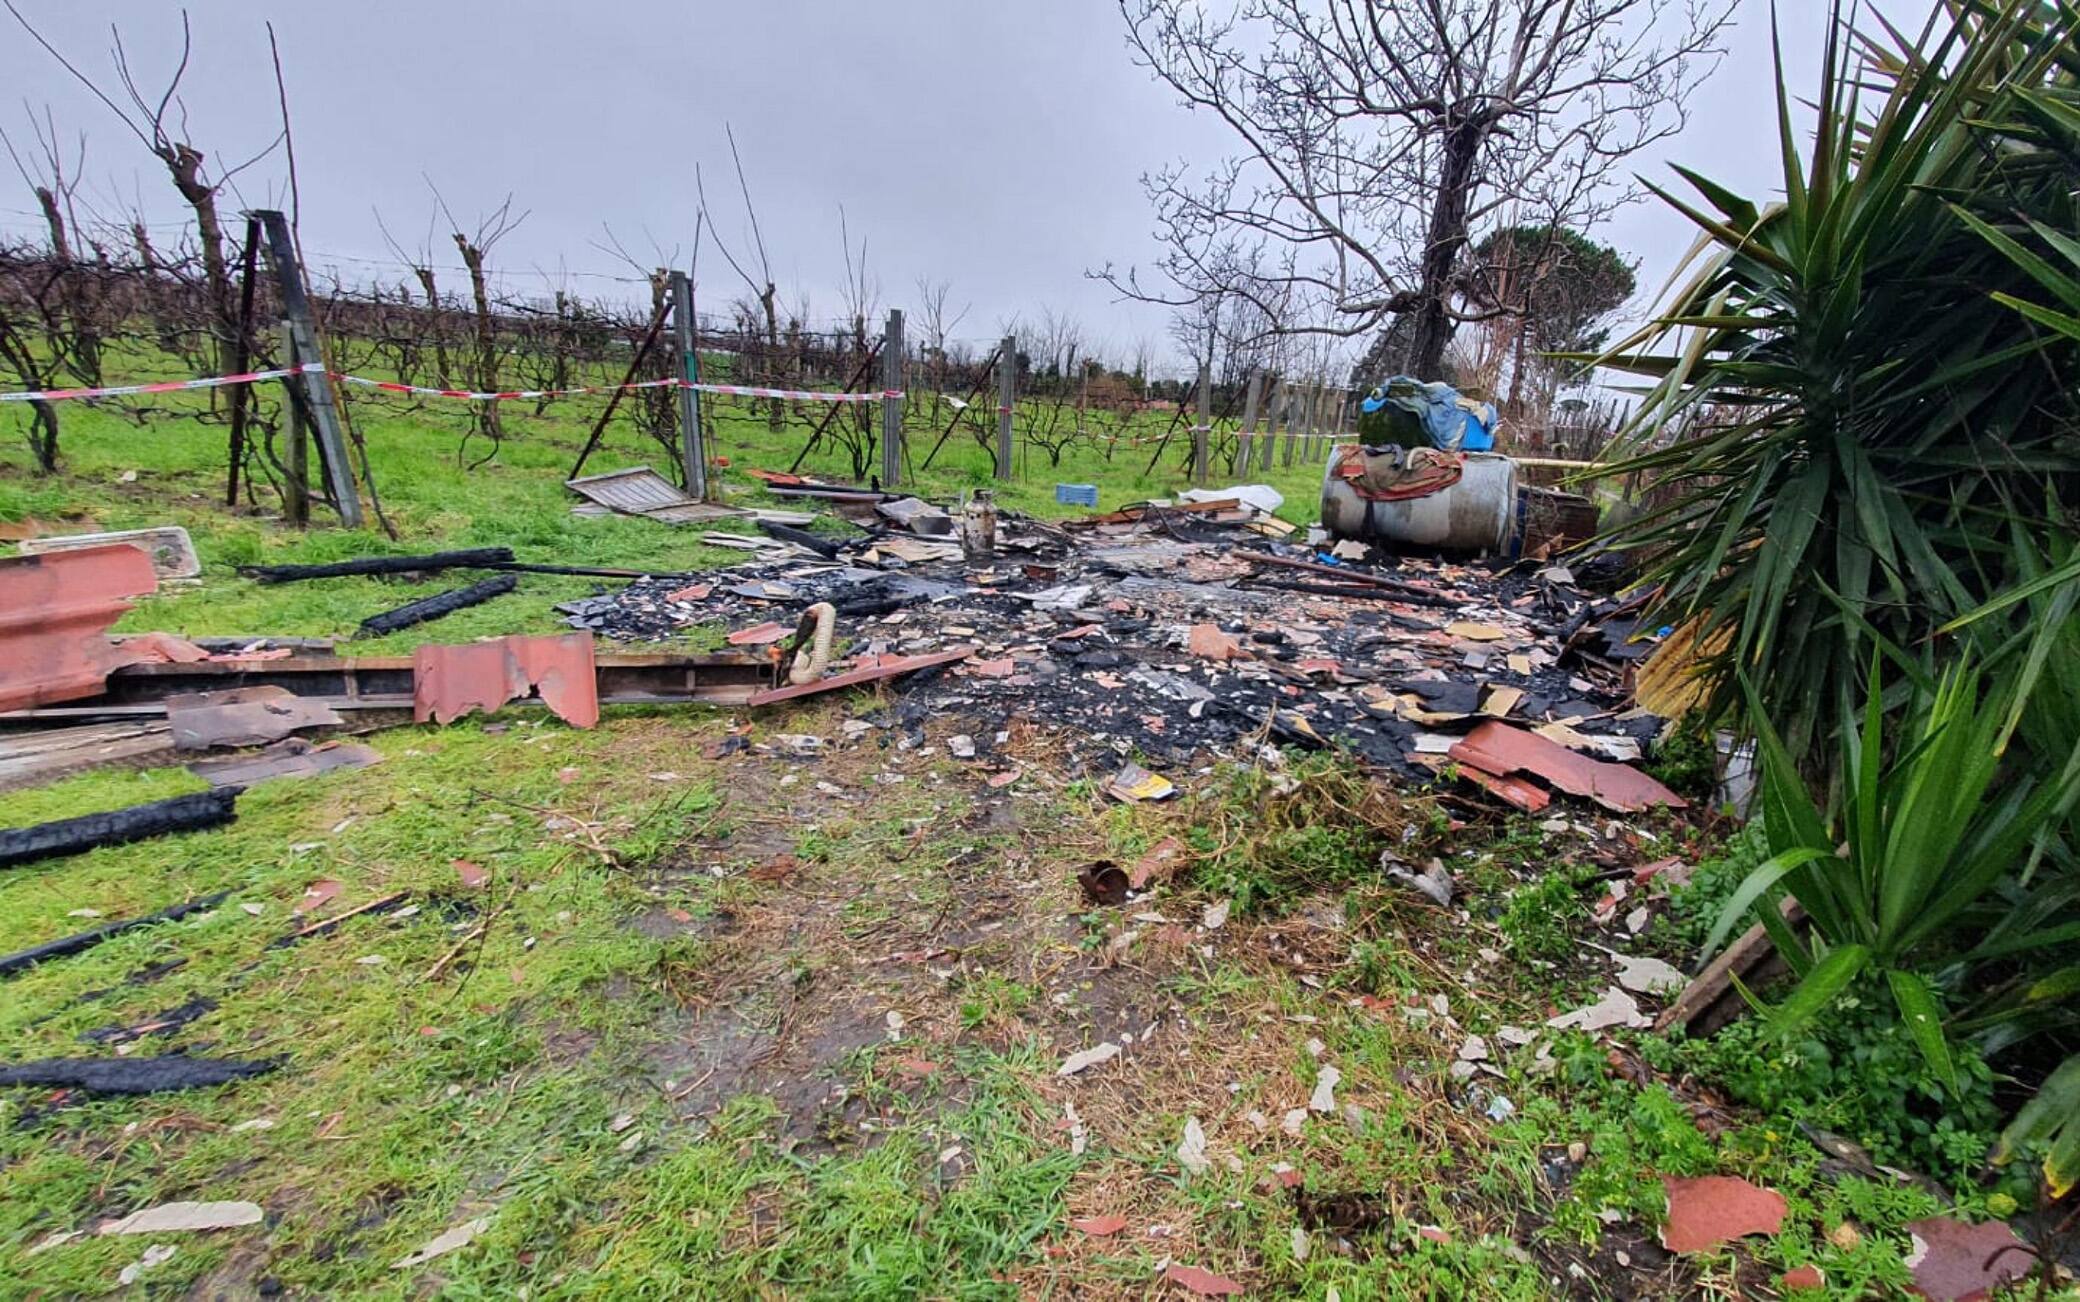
<box><xmin>788</xmin><ymin>602</ymin><xmax>837</xmax><ymax>684</ymax></box>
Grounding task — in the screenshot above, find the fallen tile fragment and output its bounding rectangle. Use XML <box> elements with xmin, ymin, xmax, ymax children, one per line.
<box><xmin>1902</xmin><ymin>1216</ymin><xmax>2030</xmax><ymax>1301</ymax></box>
<box><xmin>1658</xmin><ymin>1175</ymin><xmax>1786</xmax><ymax>1253</ymax></box>
<box><xmin>1163</xmin><ymin>1263</ymin><xmax>1246</xmax><ymax>1295</ymax></box>
<box><xmin>1186</xmin><ymin>623</ymin><xmax>1244</xmax><ymax>661</ymax></box>
<box><xmin>725</xmin><ymin>621</ymin><xmax>789</xmax><ymax>646</ymax></box>
<box><xmin>100</xmin><ymin>1201</ymin><xmax>264</xmax><ymax>1235</ymax></box>
<box><xmin>1130</xmin><ymin>836</ymin><xmax>1186</xmax><ymax>888</ymax></box>
<box><xmin>1071</xmin><ymin>1215</ymin><xmax>1129</xmax><ymax>1237</ymax></box>
<box><xmin>746</xmin><ymin>648</ymin><xmax>974</xmax><ymax>705</ymax></box>
<box><xmin>1449</xmin><ymin>721</ymin><xmax>1686</xmax><ymax>812</ymax></box>
<box><xmin>0</xmin><ymin>543</ymin><xmax>158</xmax><ymax>711</ymax></box>
<box><xmin>413</xmin><ymin>633</ymin><xmax>599</xmax><ymax>729</ymax></box>
<box><xmin>187</xmin><ymin>737</ymin><xmax>381</xmax><ymax>788</ymax></box>
<box><xmin>296</xmin><ymin>880</ymin><xmax>343</xmax><ymax>916</ymax></box>
<box><xmin>1781</xmin><ymin>1264</ymin><xmax>1825</xmax><ymax>1291</ymax></box>
<box><xmin>164</xmin><ymin>685</ymin><xmax>344</xmax><ymax>751</ymax></box>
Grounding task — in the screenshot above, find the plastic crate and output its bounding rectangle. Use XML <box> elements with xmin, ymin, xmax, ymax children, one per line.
<box><xmin>1055</xmin><ymin>483</ymin><xmax>1099</xmax><ymax>507</ymax></box>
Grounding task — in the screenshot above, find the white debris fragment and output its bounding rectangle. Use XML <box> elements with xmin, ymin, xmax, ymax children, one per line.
<box><xmin>1545</xmin><ymin>987</ymin><xmax>1650</xmax><ymax>1032</ymax></box>
<box><xmin>1177</xmin><ymin>1117</ymin><xmax>1211</xmax><ymax>1176</ymax></box>
<box><xmin>392</xmin><ymin>1215</ymin><xmax>491</xmax><ymax>1270</ymax></box>
<box><xmin>1309</xmin><ymin>1065</ymin><xmax>1341</xmax><ymax>1114</ymax></box>
<box><xmin>1458</xmin><ymin>1036</ymin><xmax>1489</xmax><ymax>1062</ymax></box>
<box><xmin>1201</xmin><ymin>899</ymin><xmax>1231</xmax><ymax>931</ymax></box>
<box><xmin>100</xmin><ymin>1201</ymin><xmax>264</xmax><ymax>1235</ymax></box>
<box><xmin>119</xmin><ymin>1243</ymin><xmax>176</xmax><ymax>1284</ymax></box>
<box><xmin>1056</xmin><ymin>1043</ymin><xmax>1122</xmax><ymax>1077</ymax></box>
<box><xmin>1282</xmin><ymin>1108</ymin><xmax>1308</xmax><ymax>1137</ymax></box>
<box><xmin>1610</xmin><ymin>954</ymin><xmax>1687</xmax><ymax>996</ymax></box>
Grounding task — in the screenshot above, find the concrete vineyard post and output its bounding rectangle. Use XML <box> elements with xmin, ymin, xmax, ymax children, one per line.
<box><xmin>254</xmin><ymin>209</ymin><xmax>360</xmax><ymax>528</ymax></box>
<box><xmin>881</xmin><ymin>309</ymin><xmax>905</xmax><ymax>487</ymax></box>
<box><xmin>670</xmin><ymin>271</ymin><xmax>708</xmax><ymax>500</ymax></box>
<box><xmin>995</xmin><ymin>335</ymin><xmax>1015</xmax><ymax>480</ymax></box>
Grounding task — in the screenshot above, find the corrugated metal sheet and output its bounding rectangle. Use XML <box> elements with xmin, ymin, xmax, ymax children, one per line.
<box><xmin>413</xmin><ymin>633</ymin><xmax>599</xmax><ymax>728</ymax></box>
<box><xmin>0</xmin><ymin>544</ymin><xmax>159</xmax><ymax>712</ymax></box>
<box><xmin>566</xmin><ymin>467</ymin><xmax>743</xmax><ymax>524</ymax></box>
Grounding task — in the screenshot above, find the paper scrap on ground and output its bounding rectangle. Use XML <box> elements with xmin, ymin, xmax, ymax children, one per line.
<box><xmin>1056</xmin><ymin>1042</ymin><xmax>1121</xmax><ymax>1077</ymax></box>
<box><xmin>100</xmin><ymin>1201</ymin><xmax>264</xmax><ymax>1235</ymax></box>
<box><xmin>393</xmin><ymin>1215</ymin><xmax>491</xmax><ymax>1270</ymax></box>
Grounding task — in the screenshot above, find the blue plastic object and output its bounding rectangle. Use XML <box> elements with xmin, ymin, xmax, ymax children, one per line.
<box><xmin>1055</xmin><ymin>483</ymin><xmax>1098</xmax><ymax>507</ymax></box>
<box><xmin>1357</xmin><ymin>376</ymin><xmax>1497</xmax><ymax>451</ymax></box>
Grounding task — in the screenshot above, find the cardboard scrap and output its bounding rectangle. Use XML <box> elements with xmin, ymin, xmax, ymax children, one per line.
<box><xmin>1105</xmin><ymin>762</ymin><xmax>1176</xmax><ymax>803</ymax></box>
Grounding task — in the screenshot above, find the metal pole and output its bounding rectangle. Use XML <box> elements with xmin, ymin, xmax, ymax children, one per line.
<box><xmin>1191</xmin><ymin>361</ymin><xmax>1211</xmax><ymax>485</ymax></box>
<box><xmin>1283</xmin><ymin>381</ymin><xmax>1304</xmax><ymax>468</ymax></box>
<box><xmin>224</xmin><ymin>217</ymin><xmax>261</xmax><ymax>506</ymax></box>
<box><xmin>1257</xmin><ymin>379</ymin><xmax>1283</xmax><ymax>476</ymax></box>
<box><xmin>994</xmin><ymin>334</ymin><xmax>1015</xmax><ymax>480</ymax></box>
<box><xmin>880</xmin><ymin>309</ymin><xmax>905</xmax><ymax>487</ymax></box>
<box><xmin>253</xmin><ymin>210</ymin><xmax>361</xmax><ymax>528</ymax></box>
<box><xmin>279</xmin><ymin>322</ymin><xmax>308</xmax><ymax>527</ymax></box>
<box><xmin>670</xmin><ymin>272</ymin><xmax>707</xmax><ymax>500</ymax></box>
<box><xmin>1234</xmin><ymin>371</ymin><xmax>1263</xmax><ymax>477</ymax></box>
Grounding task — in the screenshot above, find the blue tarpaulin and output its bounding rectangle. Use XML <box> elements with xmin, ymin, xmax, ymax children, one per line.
<box><xmin>1357</xmin><ymin>376</ymin><xmax>1496</xmax><ymax>452</ymax></box>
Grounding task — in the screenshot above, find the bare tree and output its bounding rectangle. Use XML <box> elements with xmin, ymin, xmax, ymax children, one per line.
<box><xmin>1098</xmin><ymin>0</ymin><xmax>1728</xmax><ymax>379</ymax></box>
<box><xmin>8</xmin><ymin>3</ymin><xmax>285</xmax><ymax>383</ymax></box>
<box><xmin>697</xmin><ymin>124</ymin><xmax>784</xmax><ymax>430</ymax></box>
<box><xmin>430</xmin><ymin>185</ymin><xmax>526</xmax><ymax>466</ymax></box>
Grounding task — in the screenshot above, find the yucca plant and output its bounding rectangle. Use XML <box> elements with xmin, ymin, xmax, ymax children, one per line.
<box><xmin>1707</xmin><ymin>661</ymin><xmax>2080</xmax><ymax>1066</ymax></box>
<box><xmin>1713</xmin><ymin>654</ymin><xmax>2080</xmax><ymax>1193</ymax></box>
<box><xmin>1591</xmin><ymin>0</ymin><xmax>2080</xmax><ymax>774</ymax></box>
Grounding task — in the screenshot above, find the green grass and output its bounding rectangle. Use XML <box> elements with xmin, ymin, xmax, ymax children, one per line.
<box><xmin>2</xmin><ymin>357</ymin><xmax>1333</xmax><ymax>655</ymax></box>
<box><xmin>0</xmin><ymin>378</ymin><xmax>2006</xmax><ymax>1299</ymax></box>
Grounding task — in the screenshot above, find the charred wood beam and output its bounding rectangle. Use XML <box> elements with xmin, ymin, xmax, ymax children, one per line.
<box><xmin>0</xmin><ymin>789</ymin><xmax>242</xmax><ymax>871</ymax></box>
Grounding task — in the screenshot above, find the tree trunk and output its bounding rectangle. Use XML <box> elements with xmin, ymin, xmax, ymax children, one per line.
<box><xmin>0</xmin><ymin>308</ymin><xmax>58</xmax><ymax>472</ymax></box>
<box><xmin>36</xmin><ymin>186</ymin><xmax>100</xmax><ymax>385</ymax></box>
<box><xmin>162</xmin><ymin>145</ymin><xmax>235</xmax><ymax>400</ymax></box>
<box><xmin>453</xmin><ymin>233</ymin><xmax>503</xmax><ymax>450</ymax></box>
<box><xmin>131</xmin><ymin>224</ymin><xmax>186</xmax><ymax>361</ymax></box>
<box><xmin>1408</xmin><ymin>115</ymin><xmax>1487</xmax><ymax>381</ymax></box>
<box><xmin>413</xmin><ymin>267</ymin><xmax>450</xmax><ymax>388</ymax></box>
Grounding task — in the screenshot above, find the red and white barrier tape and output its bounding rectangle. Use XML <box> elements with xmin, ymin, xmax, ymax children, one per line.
<box><xmin>3</xmin><ymin>365</ymin><xmax>903</xmax><ymax>405</ymax></box>
<box><xmin>332</xmin><ymin>374</ymin><xmax>684</xmax><ymax>401</ymax></box>
<box><xmin>0</xmin><ymin>363</ymin><xmax>324</xmax><ymax>404</ymax></box>
<box><xmin>690</xmin><ymin>383</ymin><xmax>900</xmax><ymax>404</ymax></box>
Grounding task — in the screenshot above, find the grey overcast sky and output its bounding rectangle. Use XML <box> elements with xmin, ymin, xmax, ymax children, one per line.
<box><xmin>0</xmin><ymin>0</ymin><xmax>1833</xmax><ymax>375</ymax></box>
